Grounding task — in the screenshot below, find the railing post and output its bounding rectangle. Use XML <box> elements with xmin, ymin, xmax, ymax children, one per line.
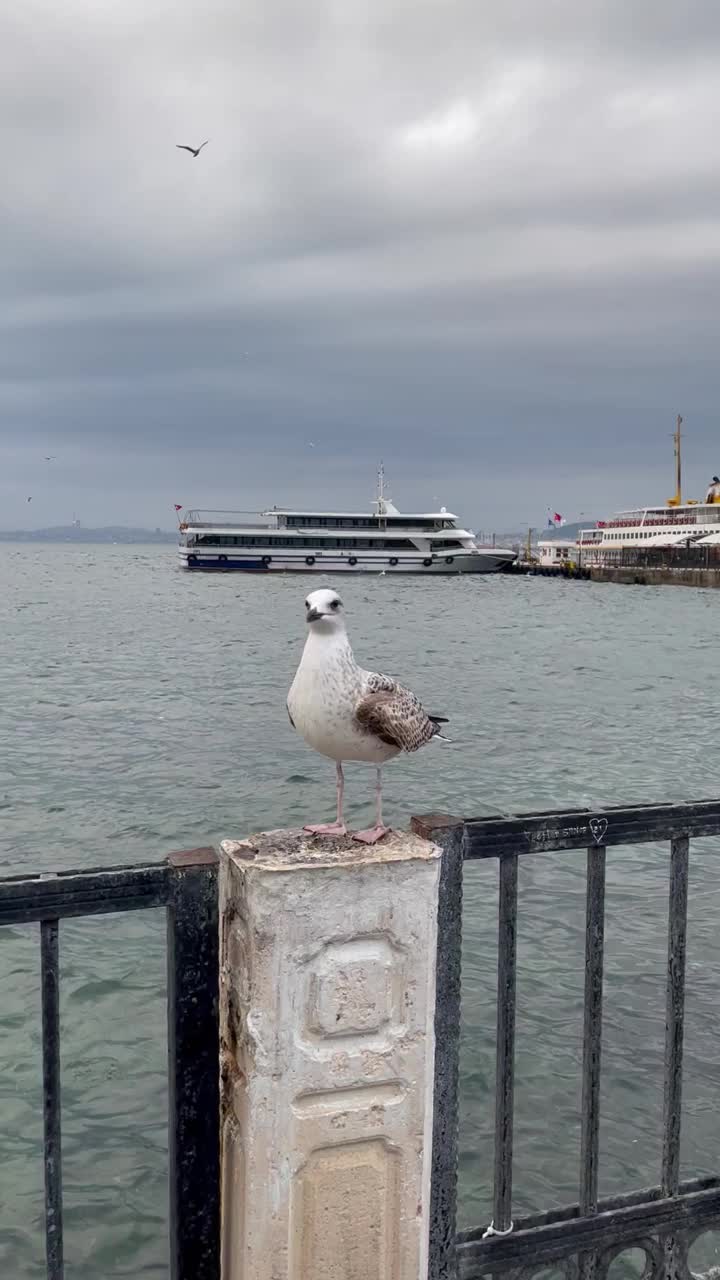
<box><xmin>166</xmin><ymin>848</ymin><xmax>220</xmax><ymax>1280</ymax></box>
<box><xmin>578</xmin><ymin>844</ymin><xmax>607</xmax><ymax>1280</ymax></box>
<box><xmin>661</xmin><ymin>835</ymin><xmax>690</xmax><ymax>1280</ymax></box>
<box><xmin>219</xmin><ymin>826</ymin><xmax>442</xmax><ymax>1280</ymax></box>
<box><xmin>412</xmin><ymin>814</ymin><xmax>465</xmax><ymax>1280</ymax></box>
<box><xmin>41</xmin><ymin>918</ymin><xmax>64</xmax><ymax>1280</ymax></box>
<box><xmin>491</xmin><ymin>852</ymin><xmax>518</xmax><ymax>1237</ymax></box>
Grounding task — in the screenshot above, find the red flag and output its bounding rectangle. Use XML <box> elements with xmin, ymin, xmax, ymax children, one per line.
<box><xmin>173</xmin><ymin>504</ymin><xmax>183</xmax><ymax>512</ymax></box>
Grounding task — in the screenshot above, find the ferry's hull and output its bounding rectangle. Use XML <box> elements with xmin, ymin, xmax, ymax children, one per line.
<box><xmin>179</xmin><ymin>550</ymin><xmax>515</xmax><ymax>574</ymax></box>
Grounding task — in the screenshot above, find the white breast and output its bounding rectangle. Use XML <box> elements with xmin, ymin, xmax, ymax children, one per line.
<box><xmin>288</xmin><ymin>632</ymin><xmax>399</xmax><ymax>764</ymax></box>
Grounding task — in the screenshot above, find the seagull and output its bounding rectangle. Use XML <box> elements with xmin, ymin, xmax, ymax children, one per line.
<box><xmin>176</xmin><ymin>140</ymin><xmax>209</xmax><ymax>157</ymax></box>
<box><xmin>26</xmin><ymin>496</ymin><xmax>32</xmax><ymax>502</ymax></box>
<box><xmin>44</xmin><ymin>456</ymin><xmax>56</xmax><ymax>461</ymax></box>
<box><xmin>287</xmin><ymin>588</ymin><xmax>449</xmax><ymax>844</ymax></box>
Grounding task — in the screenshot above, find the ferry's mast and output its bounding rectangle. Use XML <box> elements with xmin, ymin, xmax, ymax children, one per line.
<box><xmin>376</xmin><ymin>460</ymin><xmax>390</xmax><ymax>521</ymax></box>
<box><xmin>673</xmin><ymin>414</ymin><xmax>683</xmax><ymax>505</ymax></box>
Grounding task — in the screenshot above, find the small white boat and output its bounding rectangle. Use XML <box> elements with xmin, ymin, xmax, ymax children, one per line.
<box><xmin>178</xmin><ymin>468</ymin><xmax>516</xmax><ymax>575</ymax></box>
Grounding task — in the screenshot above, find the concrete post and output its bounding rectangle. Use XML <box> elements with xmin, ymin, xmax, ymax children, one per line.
<box><xmin>219</xmin><ymin>827</ymin><xmax>441</xmax><ymax>1280</ymax></box>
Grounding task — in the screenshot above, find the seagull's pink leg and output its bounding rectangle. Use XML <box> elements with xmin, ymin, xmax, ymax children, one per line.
<box><xmin>353</xmin><ymin>768</ymin><xmax>390</xmax><ymax>844</ymax></box>
<box><xmin>304</xmin><ymin>762</ymin><xmax>348</xmax><ymax>836</ymax></box>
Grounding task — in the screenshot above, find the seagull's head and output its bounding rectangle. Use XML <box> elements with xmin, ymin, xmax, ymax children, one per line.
<box><xmin>305</xmin><ymin>588</ymin><xmax>345</xmax><ymax>629</ymax></box>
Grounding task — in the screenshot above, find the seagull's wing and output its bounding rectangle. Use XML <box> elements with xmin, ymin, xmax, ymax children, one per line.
<box><xmin>176</xmin><ymin>145</ymin><xmax>194</xmax><ymax>153</ymax></box>
<box><xmin>355</xmin><ymin>673</ymin><xmax>446</xmax><ymax>752</ymax></box>
<box><xmin>197</xmin><ymin>140</ymin><xmax>209</xmax><ymax>152</ymax></box>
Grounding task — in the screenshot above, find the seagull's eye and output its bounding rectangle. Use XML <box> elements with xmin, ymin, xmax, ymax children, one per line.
<box><xmin>305</xmin><ymin>600</ymin><xmax>309</xmax><ymax>609</ymax></box>
<box><xmin>331</xmin><ymin>600</ymin><xmax>340</xmax><ymax>609</ymax></box>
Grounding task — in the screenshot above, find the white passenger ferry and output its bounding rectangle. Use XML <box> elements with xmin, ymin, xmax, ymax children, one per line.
<box><xmin>178</xmin><ymin>470</ymin><xmax>516</xmax><ymax>574</ymax></box>
<box><xmin>578</xmin><ymin>501</ymin><xmax>720</xmax><ymax>564</ymax></box>
<box><xmin>578</xmin><ymin>419</ymin><xmax>720</xmax><ymax>563</ymax></box>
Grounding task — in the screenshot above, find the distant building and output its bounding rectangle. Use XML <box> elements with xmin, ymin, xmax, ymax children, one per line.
<box><xmin>538</xmin><ymin>537</ymin><xmax>577</xmax><ymax>568</ymax></box>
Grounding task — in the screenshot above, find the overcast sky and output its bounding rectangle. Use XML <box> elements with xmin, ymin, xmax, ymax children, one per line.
<box><xmin>2</xmin><ymin>0</ymin><xmax>719</xmax><ymax>530</ymax></box>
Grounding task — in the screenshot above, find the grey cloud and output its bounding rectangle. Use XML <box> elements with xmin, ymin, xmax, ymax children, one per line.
<box><xmin>1</xmin><ymin>0</ymin><xmax>720</xmax><ymax>529</ymax></box>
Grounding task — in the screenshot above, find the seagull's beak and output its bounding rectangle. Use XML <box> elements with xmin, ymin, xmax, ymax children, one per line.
<box><xmin>306</xmin><ymin>607</ymin><xmax>323</xmax><ymax>623</ymax></box>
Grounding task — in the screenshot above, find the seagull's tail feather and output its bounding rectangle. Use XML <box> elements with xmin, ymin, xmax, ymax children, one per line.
<box><xmin>429</xmin><ymin>714</ymin><xmax>451</xmax><ymax>744</ymax></box>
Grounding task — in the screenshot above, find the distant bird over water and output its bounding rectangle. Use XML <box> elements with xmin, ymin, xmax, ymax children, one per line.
<box><xmin>287</xmin><ymin>588</ymin><xmax>449</xmax><ymax>844</ymax></box>
<box><xmin>176</xmin><ymin>140</ymin><xmax>209</xmax><ymax>157</ymax></box>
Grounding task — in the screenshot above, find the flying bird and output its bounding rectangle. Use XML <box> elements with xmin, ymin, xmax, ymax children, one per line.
<box><xmin>26</xmin><ymin>496</ymin><xmax>32</xmax><ymax>502</ymax></box>
<box><xmin>44</xmin><ymin>456</ymin><xmax>56</xmax><ymax>461</ymax></box>
<box><xmin>176</xmin><ymin>140</ymin><xmax>209</xmax><ymax>157</ymax></box>
<box><xmin>287</xmin><ymin>588</ymin><xmax>449</xmax><ymax>844</ymax></box>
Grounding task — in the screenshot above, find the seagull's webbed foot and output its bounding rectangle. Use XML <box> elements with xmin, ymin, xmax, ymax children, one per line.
<box><xmin>352</xmin><ymin>824</ymin><xmax>390</xmax><ymax>845</ymax></box>
<box><xmin>304</xmin><ymin>821</ymin><xmax>348</xmax><ymax>837</ymax></box>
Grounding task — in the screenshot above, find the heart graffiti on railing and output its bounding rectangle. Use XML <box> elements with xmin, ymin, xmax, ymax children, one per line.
<box><xmin>589</xmin><ymin>817</ymin><xmax>608</xmax><ymax>844</ymax></box>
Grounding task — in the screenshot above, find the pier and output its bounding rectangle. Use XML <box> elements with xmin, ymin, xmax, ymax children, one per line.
<box><xmin>511</xmin><ymin>545</ymin><xmax>720</xmax><ymax>587</ymax></box>
<box><xmin>588</xmin><ymin>544</ymin><xmax>720</xmax><ymax>588</ymax></box>
<box><xmin>4</xmin><ymin>798</ymin><xmax>720</xmax><ymax>1278</ymax></box>
<box><xmin>508</xmin><ymin>560</ymin><xmax>591</xmax><ymax>579</ymax></box>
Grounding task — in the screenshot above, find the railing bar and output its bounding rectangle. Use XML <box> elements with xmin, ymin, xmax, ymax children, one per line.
<box><xmin>0</xmin><ymin>897</ymin><xmax>169</xmax><ymax>929</ymax></box>
<box><xmin>579</xmin><ymin>845</ymin><xmax>606</xmax><ymax>1215</ymax></box>
<box><xmin>662</xmin><ymin>835</ymin><xmax>689</xmax><ymax>1198</ymax></box>
<box><xmin>462</xmin><ymin>798</ymin><xmax>720</xmax><ymax>859</ymax></box>
<box><xmin>459</xmin><ymin>1174</ymin><xmax>720</xmax><ymax>1244</ymax></box>
<box><xmin>0</xmin><ymin>859</ymin><xmax>169</xmax><ymax>887</ymax></box>
<box><xmin>0</xmin><ymin>866</ymin><xmax>170</xmax><ymax>927</ymax></box>
<box><xmin>492</xmin><ymin>853</ymin><xmax>518</xmax><ymax>1234</ymax></box>
<box><xmin>40</xmin><ymin>919</ymin><xmax>64</xmax><ymax>1280</ymax></box>
<box><xmin>457</xmin><ymin>1180</ymin><xmax>720</xmax><ymax>1274</ymax></box>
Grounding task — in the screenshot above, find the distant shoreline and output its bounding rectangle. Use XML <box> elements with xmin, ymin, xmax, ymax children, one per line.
<box><xmin>0</xmin><ymin>519</ymin><xmax>597</xmax><ymax>547</ymax></box>
<box><xmin>0</xmin><ymin>527</ymin><xmax>177</xmax><ymax>544</ymax></box>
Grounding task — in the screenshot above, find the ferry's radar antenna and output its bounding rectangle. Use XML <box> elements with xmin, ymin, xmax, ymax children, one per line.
<box><xmin>376</xmin><ymin>461</ymin><xmax>391</xmax><ymax>514</ymax></box>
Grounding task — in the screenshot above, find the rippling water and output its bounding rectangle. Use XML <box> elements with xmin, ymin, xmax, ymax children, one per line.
<box><xmin>2</xmin><ymin>546</ymin><xmax>719</xmax><ymax>1276</ymax></box>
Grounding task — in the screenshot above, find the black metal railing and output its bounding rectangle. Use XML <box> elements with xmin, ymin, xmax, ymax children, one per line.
<box><xmin>9</xmin><ymin>799</ymin><xmax>720</xmax><ymax>1280</ymax></box>
<box><xmin>0</xmin><ymin>849</ymin><xmax>220</xmax><ymax>1280</ymax></box>
<box><xmin>413</xmin><ymin>799</ymin><xmax>720</xmax><ymax>1280</ymax></box>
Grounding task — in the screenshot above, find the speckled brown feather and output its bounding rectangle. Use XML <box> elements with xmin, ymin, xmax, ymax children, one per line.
<box><xmin>354</xmin><ymin>675</ymin><xmax>445</xmax><ymax>753</ymax></box>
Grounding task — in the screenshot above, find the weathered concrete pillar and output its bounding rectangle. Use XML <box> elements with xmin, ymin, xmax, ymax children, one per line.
<box><xmin>219</xmin><ymin>827</ymin><xmax>441</xmax><ymax>1280</ymax></box>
